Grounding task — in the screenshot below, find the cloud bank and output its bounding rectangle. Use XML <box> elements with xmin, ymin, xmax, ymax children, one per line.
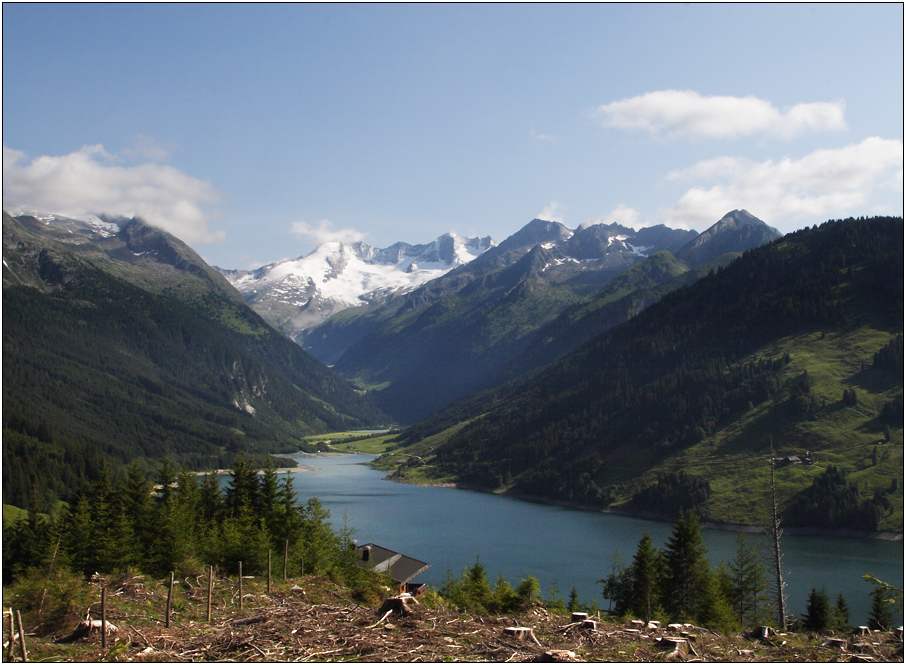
<box><xmin>663</xmin><ymin>136</ymin><xmax>903</xmax><ymax>227</ymax></box>
<box><xmin>538</xmin><ymin>201</ymin><xmax>567</xmax><ymax>224</ymax></box>
<box><xmin>289</xmin><ymin>219</ymin><xmax>367</xmax><ymax>246</ymax></box>
<box><xmin>596</xmin><ymin>90</ymin><xmax>847</xmax><ymax>139</ymax></box>
<box><xmin>3</xmin><ymin>144</ymin><xmax>224</xmax><ymax>244</ymax></box>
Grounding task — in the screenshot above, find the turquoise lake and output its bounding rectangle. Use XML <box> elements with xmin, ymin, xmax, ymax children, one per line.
<box><xmin>282</xmin><ymin>453</ymin><xmax>903</xmax><ymax>626</ymax></box>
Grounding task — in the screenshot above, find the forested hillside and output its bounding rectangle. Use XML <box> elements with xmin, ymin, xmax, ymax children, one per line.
<box><xmin>2</xmin><ymin>212</ymin><xmax>386</xmax><ymax>510</ymax></box>
<box><xmin>381</xmin><ymin>217</ymin><xmax>903</xmax><ymax>532</ymax></box>
<box><xmin>318</xmin><ymin>212</ymin><xmax>775</xmax><ymax>423</ymax></box>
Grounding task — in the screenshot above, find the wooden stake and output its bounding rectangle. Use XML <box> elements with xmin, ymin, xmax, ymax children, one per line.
<box><xmin>283</xmin><ymin>540</ymin><xmax>288</xmax><ymax>580</ymax></box>
<box><xmin>165</xmin><ymin>571</ymin><xmax>174</xmax><ymax>629</ymax></box>
<box><xmin>300</xmin><ymin>555</ymin><xmax>304</xmax><ymax>577</ymax></box>
<box><xmin>267</xmin><ymin>549</ymin><xmax>272</xmax><ymax>594</ymax></box>
<box><xmin>7</xmin><ymin>608</ymin><xmax>15</xmax><ymax>662</ymax></box>
<box><xmin>238</xmin><ymin>561</ymin><xmax>243</xmax><ymax>611</ymax></box>
<box><xmin>206</xmin><ymin>566</ymin><xmax>213</xmax><ymax>622</ymax></box>
<box><xmin>15</xmin><ymin>609</ymin><xmax>26</xmax><ymax>662</ymax></box>
<box><xmin>101</xmin><ymin>587</ymin><xmax>107</xmax><ymax>649</ymax></box>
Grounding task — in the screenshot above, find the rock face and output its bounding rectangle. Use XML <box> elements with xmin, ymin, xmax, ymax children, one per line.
<box><xmin>676</xmin><ymin>209</ymin><xmax>782</xmax><ymax>266</ymax></box>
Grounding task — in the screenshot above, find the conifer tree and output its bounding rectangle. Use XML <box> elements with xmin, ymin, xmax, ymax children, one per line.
<box><xmin>868</xmin><ymin>586</ymin><xmax>894</xmax><ymax>630</ymax></box>
<box><xmin>802</xmin><ymin>587</ymin><xmax>831</xmax><ymax>633</ymax></box>
<box><xmin>662</xmin><ymin>511</ymin><xmax>709</xmax><ymax>622</ymax></box>
<box><xmin>568</xmin><ymin>587</ymin><xmax>581</xmax><ymax>612</ymax></box>
<box><xmin>728</xmin><ymin>532</ymin><xmax>769</xmax><ymax>627</ymax></box>
<box><xmin>833</xmin><ymin>593</ymin><xmax>851</xmax><ymax>632</ymax></box>
<box><xmin>124</xmin><ymin>461</ymin><xmax>153</xmax><ymax>553</ymax></box>
<box><xmin>198</xmin><ymin>471</ymin><xmax>223</xmax><ymax>523</ymax></box>
<box><xmin>225</xmin><ymin>452</ymin><xmax>259</xmax><ymax>516</ymax></box>
<box><xmin>628</xmin><ymin>533</ymin><xmax>661</xmax><ymax>623</ymax></box>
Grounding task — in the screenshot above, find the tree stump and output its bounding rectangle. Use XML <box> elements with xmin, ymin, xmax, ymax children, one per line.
<box><xmin>657</xmin><ymin>637</ymin><xmax>688</xmax><ymax>657</ymax></box>
<box><xmin>378</xmin><ymin>594</ymin><xmax>419</xmax><ymax>617</ymax></box>
<box><xmin>749</xmin><ymin>626</ymin><xmax>775</xmax><ymax>640</ymax></box>
<box><xmin>822</xmin><ymin>637</ymin><xmax>849</xmax><ymax>651</ymax></box>
<box><xmin>581</xmin><ymin>619</ymin><xmax>597</xmax><ymax>631</ymax></box>
<box><xmin>503</xmin><ymin>626</ymin><xmax>536</xmax><ymax>641</ymax></box>
<box><xmin>570</xmin><ymin>612</ymin><xmax>588</xmax><ymax>623</ymax></box>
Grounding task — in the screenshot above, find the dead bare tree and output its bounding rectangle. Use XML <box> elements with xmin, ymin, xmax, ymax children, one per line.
<box><xmin>768</xmin><ymin>441</ymin><xmax>787</xmax><ymax>630</ymax></box>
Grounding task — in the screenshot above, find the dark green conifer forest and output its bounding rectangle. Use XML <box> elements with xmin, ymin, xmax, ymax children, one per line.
<box><xmin>386</xmin><ymin>217</ymin><xmax>903</xmax><ymax>529</ymax></box>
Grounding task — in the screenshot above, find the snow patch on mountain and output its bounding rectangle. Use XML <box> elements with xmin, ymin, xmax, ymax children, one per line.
<box><xmin>220</xmin><ymin>233</ymin><xmax>495</xmax><ymax>337</ymax></box>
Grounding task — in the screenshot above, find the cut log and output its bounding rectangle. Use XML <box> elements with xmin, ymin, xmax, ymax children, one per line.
<box><xmin>646</xmin><ymin>620</ymin><xmax>661</xmax><ymax>631</ymax></box>
<box><xmin>534</xmin><ymin>649</ymin><xmax>581</xmax><ymax>662</ymax></box>
<box><xmin>55</xmin><ymin>619</ymin><xmax>117</xmax><ymax>643</ymax></box>
<box><xmin>231</xmin><ymin>614</ymin><xmax>267</xmax><ymax>626</ymax></box>
<box><xmin>667</xmin><ymin>623</ymin><xmax>685</xmax><ymax>633</ymax></box>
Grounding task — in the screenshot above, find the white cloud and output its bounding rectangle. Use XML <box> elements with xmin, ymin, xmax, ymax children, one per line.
<box><xmin>604</xmin><ymin>204</ymin><xmax>643</xmax><ymax>228</ymax></box>
<box><xmin>530</xmin><ymin>129</ymin><xmax>556</xmax><ymax>142</ymax></box>
<box><xmin>121</xmin><ymin>135</ymin><xmax>175</xmax><ymax>163</ymax></box>
<box><xmin>538</xmin><ymin>201</ymin><xmax>567</xmax><ymax>224</ymax></box>
<box><xmin>289</xmin><ymin>219</ymin><xmax>367</xmax><ymax>245</ymax></box>
<box><xmin>3</xmin><ymin>144</ymin><xmax>224</xmax><ymax>244</ymax></box>
<box><xmin>596</xmin><ymin>90</ymin><xmax>847</xmax><ymax>139</ymax></box>
<box><xmin>662</xmin><ymin>137</ymin><xmax>903</xmax><ymax>227</ymax></box>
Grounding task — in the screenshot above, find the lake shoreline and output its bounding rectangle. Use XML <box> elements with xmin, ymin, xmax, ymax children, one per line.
<box><xmin>384</xmin><ymin>473</ymin><xmax>904</xmax><ymax>542</ymax></box>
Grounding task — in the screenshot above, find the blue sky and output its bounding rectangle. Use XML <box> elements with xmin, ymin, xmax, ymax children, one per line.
<box><xmin>3</xmin><ymin>3</ymin><xmax>903</xmax><ymax>269</ymax></box>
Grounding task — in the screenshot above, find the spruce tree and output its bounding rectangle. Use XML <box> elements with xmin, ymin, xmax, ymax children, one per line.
<box><xmin>868</xmin><ymin>586</ymin><xmax>894</xmax><ymax>630</ymax></box>
<box><xmin>225</xmin><ymin>452</ymin><xmax>259</xmax><ymax>517</ymax></box>
<box><xmin>568</xmin><ymin>587</ymin><xmax>581</xmax><ymax>612</ymax></box>
<box><xmin>833</xmin><ymin>593</ymin><xmax>850</xmax><ymax>632</ymax></box>
<box><xmin>662</xmin><ymin>511</ymin><xmax>709</xmax><ymax>622</ymax></box>
<box><xmin>802</xmin><ymin>587</ymin><xmax>831</xmax><ymax>633</ymax></box>
<box><xmin>628</xmin><ymin>533</ymin><xmax>661</xmax><ymax>623</ymax></box>
<box><xmin>728</xmin><ymin>532</ymin><xmax>769</xmax><ymax>627</ymax></box>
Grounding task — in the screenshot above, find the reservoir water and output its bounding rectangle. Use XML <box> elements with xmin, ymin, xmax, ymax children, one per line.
<box><xmin>284</xmin><ymin>453</ymin><xmax>903</xmax><ymax>626</ymax></box>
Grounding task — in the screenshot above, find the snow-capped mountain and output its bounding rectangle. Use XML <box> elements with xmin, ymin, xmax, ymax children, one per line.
<box><xmin>218</xmin><ymin>233</ymin><xmax>495</xmax><ymax>341</ymax></box>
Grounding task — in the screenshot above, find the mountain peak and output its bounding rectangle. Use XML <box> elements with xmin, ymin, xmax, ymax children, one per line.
<box><xmin>222</xmin><ymin>231</ymin><xmax>495</xmax><ymax>339</ymax></box>
<box><xmin>676</xmin><ymin>210</ymin><xmax>782</xmax><ymax>266</ymax></box>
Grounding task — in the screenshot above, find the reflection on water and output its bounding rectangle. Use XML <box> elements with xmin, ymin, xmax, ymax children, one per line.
<box><xmin>284</xmin><ymin>454</ymin><xmax>903</xmax><ymax>625</ymax></box>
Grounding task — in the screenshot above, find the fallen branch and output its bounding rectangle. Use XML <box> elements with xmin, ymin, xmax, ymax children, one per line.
<box><xmin>231</xmin><ymin>614</ymin><xmax>267</xmax><ymax>626</ymax></box>
<box><xmin>367</xmin><ymin>610</ymin><xmax>393</xmax><ymax>629</ymax></box>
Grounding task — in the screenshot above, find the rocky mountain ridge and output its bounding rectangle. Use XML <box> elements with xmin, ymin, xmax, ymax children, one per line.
<box><xmin>218</xmin><ymin>233</ymin><xmax>494</xmax><ymax>342</ymax></box>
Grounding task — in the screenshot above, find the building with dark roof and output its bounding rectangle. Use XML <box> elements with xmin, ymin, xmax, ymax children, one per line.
<box><xmin>355</xmin><ymin>543</ymin><xmax>430</xmax><ymax>595</ymax></box>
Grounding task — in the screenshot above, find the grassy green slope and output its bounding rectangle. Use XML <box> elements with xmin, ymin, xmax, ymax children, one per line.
<box><xmin>378</xmin><ymin>217</ymin><xmax>904</xmax><ymax>532</ymax></box>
